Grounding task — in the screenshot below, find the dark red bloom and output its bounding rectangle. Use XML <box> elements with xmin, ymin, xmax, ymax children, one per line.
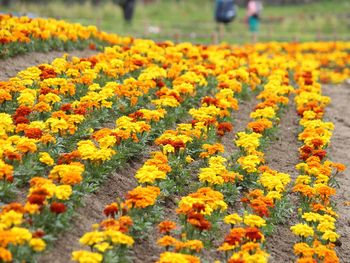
<box><xmin>24</xmin><ymin>128</ymin><xmax>43</xmax><ymax>139</ymax></box>
<box><xmin>50</xmin><ymin>202</ymin><xmax>67</xmax><ymax>214</ymax></box>
<box><xmin>103</xmin><ymin>203</ymin><xmax>119</xmax><ymax>218</ymax></box>
<box><xmin>28</xmin><ymin>194</ymin><xmax>46</xmax><ymax>205</ymax></box>
<box><xmin>245</xmin><ymin>227</ymin><xmax>263</xmax><ymax>241</ymax></box>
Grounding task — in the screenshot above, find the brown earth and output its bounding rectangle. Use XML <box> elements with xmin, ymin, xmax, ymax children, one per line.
<box><xmin>264</xmin><ymin>99</ymin><xmax>300</xmax><ymax>263</ymax></box>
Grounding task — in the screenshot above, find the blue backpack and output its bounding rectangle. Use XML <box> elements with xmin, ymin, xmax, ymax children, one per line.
<box><xmin>215</xmin><ymin>0</ymin><xmax>236</xmax><ymax>24</ymax></box>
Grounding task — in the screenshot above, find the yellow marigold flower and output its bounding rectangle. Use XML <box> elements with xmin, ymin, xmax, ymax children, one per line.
<box><xmin>72</xmin><ymin>251</ymin><xmax>103</xmax><ymax>263</ymax></box>
<box><xmin>156</xmin><ymin>252</ymin><xmax>200</xmax><ymax>263</ymax></box>
<box><xmin>290</xmin><ymin>223</ymin><xmax>314</xmax><ymax>238</ymax></box>
<box><xmin>250</xmin><ymin>106</ymin><xmax>276</xmax><ymax>119</ymax></box>
<box><xmin>104</xmin><ymin>230</ymin><xmax>134</xmax><ymax>246</ymax></box>
<box><xmin>80</xmin><ymin>231</ymin><xmax>105</xmax><ymax>246</ymax></box>
<box><xmin>295</xmin><ymin>175</ymin><xmax>311</xmax><ymax>185</ymax></box>
<box><xmin>198</xmin><ymin>167</ymin><xmax>224</xmax><ymax>185</ymax></box>
<box><xmin>39</xmin><ymin>152</ymin><xmax>54</xmax><ymax>166</ymax></box>
<box><xmin>0</xmin><ymin>211</ymin><xmax>23</xmax><ymax>228</ymax></box>
<box><xmin>94</xmin><ymin>242</ymin><xmax>111</xmax><ymax>253</ymax></box>
<box><xmin>29</xmin><ymin>238</ymin><xmax>46</xmax><ymax>252</ymax></box>
<box><xmin>266</xmin><ymin>191</ymin><xmax>282</xmax><ymax>200</ymax></box>
<box><xmin>0</xmin><ymin>113</ymin><xmax>15</xmax><ymax>137</ymax></box>
<box><xmin>163</xmin><ymin>144</ymin><xmax>175</xmax><ymax>155</ymax></box>
<box><xmin>302</xmin><ymin>212</ymin><xmax>321</xmax><ymax>223</ymax></box>
<box><xmin>98</xmin><ymin>135</ymin><xmax>116</xmax><ymax>149</ymax></box>
<box><xmin>218</xmin><ymin>242</ymin><xmax>236</xmax><ymax>251</ymax></box>
<box><xmin>55</xmin><ymin>185</ymin><xmax>73</xmax><ymax>200</ymax></box>
<box><xmin>317</xmin><ymin>221</ymin><xmax>335</xmax><ymax>233</ymax></box>
<box><xmin>243</xmin><ymin>214</ymin><xmax>266</xmax><ymax>227</ymax></box>
<box><xmin>237</xmin><ymin>154</ymin><xmax>263</xmax><ymax>173</ymax></box>
<box><xmin>185</xmin><ymin>155</ymin><xmax>194</xmax><ymax>163</ymax></box>
<box><xmin>224</xmin><ymin>213</ymin><xmax>242</xmax><ymax>225</ymax></box>
<box><xmin>135</xmin><ymin>164</ymin><xmax>167</xmax><ymax>184</ymax></box>
<box><xmin>235</xmin><ymin>132</ymin><xmax>262</xmax><ymax>154</ymax></box>
<box><xmin>10</xmin><ymin>227</ymin><xmax>32</xmax><ymax>245</ymax></box>
<box><xmin>321</xmin><ymin>230</ymin><xmax>339</xmax><ymax>242</ymax></box>
<box><xmin>17</xmin><ymin>88</ymin><xmax>37</xmax><ymax>106</ymax></box>
<box><xmin>258</xmin><ymin>171</ymin><xmax>290</xmax><ymax>192</ymax></box>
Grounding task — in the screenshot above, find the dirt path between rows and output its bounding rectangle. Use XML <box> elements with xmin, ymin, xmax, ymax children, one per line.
<box><xmin>264</xmin><ymin>99</ymin><xmax>300</xmax><ymax>263</ymax></box>
<box><xmin>323</xmin><ymin>83</ymin><xmax>350</xmax><ymax>263</ymax></box>
<box><xmin>0</xmin><ymin>50</ymin><xmax>98</xmax><ymax>81</ymax></box>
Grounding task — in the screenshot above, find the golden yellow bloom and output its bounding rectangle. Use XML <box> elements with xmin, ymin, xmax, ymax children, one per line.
<box><xmin>29</xmin><ymin>238</ymin><xmax>46</xmax><ymax>252</ymax></box>
<box><xmin>0</xmin><ymin>211</ymin><xmax>23</xmax><ymax>228</ymax></box>
<box><xmin>39</xmin><ymin>152</ymin><xmax>55</xmax><ymax>166</ymax></box>
<box><xmin>290</xmin><ymin>224</ymin><xmax>314</xmax><ymax>238</ymax></box>
<box><xmin>55</xmin><ymin>185</ymin><xmax>73</xmax><ymax>200</ymax></box>
<box><xmin>72</xmin><ymin>251</ymin><xmax>103</xmax><ymax>263</ymax></box>
<box><xmin>224</xmin><ymin>213</ymin><xmax>242</xmax><ymax>225</ymax></box>
<box><xmin>243</xmin><ymin>214</ymin><xmax>266</xmax><ymax>227</ymax></box>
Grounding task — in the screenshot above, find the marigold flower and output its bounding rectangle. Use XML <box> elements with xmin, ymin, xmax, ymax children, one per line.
<box><xmin>29</xmin><ymin>238</ymin><xmax>46</xmax><ymax>252</ymax></box>
<box><xmin>290</xmin><ymin>224</ymin><xmax>314</xmax><ymax>238</ymax></box>
<box><xmin>0</xmin><ymin>248</ymin><xmax>12</xmax><ymax>262</ymax></box>
<box><xmin>243</xmin><ymin>214</ymin><xmax>266</xmax><ymax>228</ymax></box>
<box><xmin>72</xmin><ymin>251</ymin><xmax>103</xmax><ymax>263</ymax></box>
<box><xmin>158</xmin><ymin>221</ymin><xmax>177</xmax><ymax>234</ymax></box>
<box><xmin>50</xmin><ymin>202</ymin><xmax>67</xmax><ymax>214</ymax></box>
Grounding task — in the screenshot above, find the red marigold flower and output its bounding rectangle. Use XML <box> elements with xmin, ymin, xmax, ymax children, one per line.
<box><xmin>28</xmin><ymin>194</ymin><xmax>46</xmax><ymax>205</ymax></box>
<box><xmin>245</xmin><ymin>227</ymin><xmax>263</xmax><ymax>241</ymax></box>
<box><xmin>73</xmin><ymin>106</ymin><xmax>87</xmax><ymax>116</ymax></box>
<box><xmin>103</xmin><ymin>203</ymin><xmax>119</xmax><ymax>218</ymax></box>
<box><xmin>24</xmin><ymin>128</ymin><xmax>43</xmax><ymax>139</ymax></box>
<box><xmin>32</xmin><ymin>229</ymin><xmax>45</xmax><ymax>238</ymax></box>
<box><xmin>60</xmin><ymin>104</ymin><xmax>72</xmax><ymax>112</ymax></box>
<box><xmin>4</xmin><ymin>150</ymin><xmax>22</xmax><ymax>161</ymax></box>
<box><xmin>50</xmin><ymin>202</ymin><xmax>67</xmax><ymax>214</ymax></box>
<box><xmin>14</xmin><ymin>116</ymin><xmax>29</xmax><ymax>125</ymax></box>
<box><xmin>15</xmin><ymin>106</ymin><xmax>32</xmax><ymax>117</ymax></box>
<box><xmin>217</xmin><ymin>122</ymin><xmax>233</xmax><ymax>136</ymax></box>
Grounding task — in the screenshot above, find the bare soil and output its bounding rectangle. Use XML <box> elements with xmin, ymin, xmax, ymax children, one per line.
<box><xmin>264</xmin><ymin>100</ymin><xmax>300</xmax><ymax>263</ymax></box>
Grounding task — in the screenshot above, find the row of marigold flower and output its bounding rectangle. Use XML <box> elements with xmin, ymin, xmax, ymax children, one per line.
<box><xmin>289</xmin><ymin>60</ymin><xmax>346</xmax><ymax>262</ymax></box>
<box><xmin>0</xmin><ymin>38</ymin><xmax>268</xmax><ymax>262</ymax></box>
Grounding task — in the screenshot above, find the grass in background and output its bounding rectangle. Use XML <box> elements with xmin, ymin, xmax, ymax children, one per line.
<box><xmin>3</xmin><ymin>0</ymin><xmax>350</xmax><ymax>44</ymax></box>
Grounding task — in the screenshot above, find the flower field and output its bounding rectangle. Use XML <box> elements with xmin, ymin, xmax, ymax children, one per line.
<box><xmin>0</xmin><ymin>15</ymin><xmax>350</xmax><ymax>263</ymax></box>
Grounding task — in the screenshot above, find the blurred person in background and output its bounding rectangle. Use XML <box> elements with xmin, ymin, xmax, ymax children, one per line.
<box><xmin>114</xmin><ymin>0</ymin><xmax>136</xmax><ymax>24</ymax></box>
<box><xmin>246</xmin><ymin>0</ymin><xmax>262</xmax><ymax>43</ymax></box>
<box><xmin>214</xmin><ymin>0</ymin><xmax>236</xmax><ymax>42</ymax></box>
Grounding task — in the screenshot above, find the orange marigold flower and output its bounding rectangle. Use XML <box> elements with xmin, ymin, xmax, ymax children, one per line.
<box><xmin>0</xmin><ymin>247</ymin><xmax>12</xmax><ymax>262</ymax></box>
<box><xmin>224</xmin><ymin>227</ymin><xmax>246</xmax><ymax>246</ymax></box>
<box><xmin>158</xmin><ymin>221</ymin><xmax>177</xmax><ymax>234</ymax></box>
<box><xmin>125</xmin><ymin>186</ymin><xmax>160</xmax><ymax>209</ymax></box>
